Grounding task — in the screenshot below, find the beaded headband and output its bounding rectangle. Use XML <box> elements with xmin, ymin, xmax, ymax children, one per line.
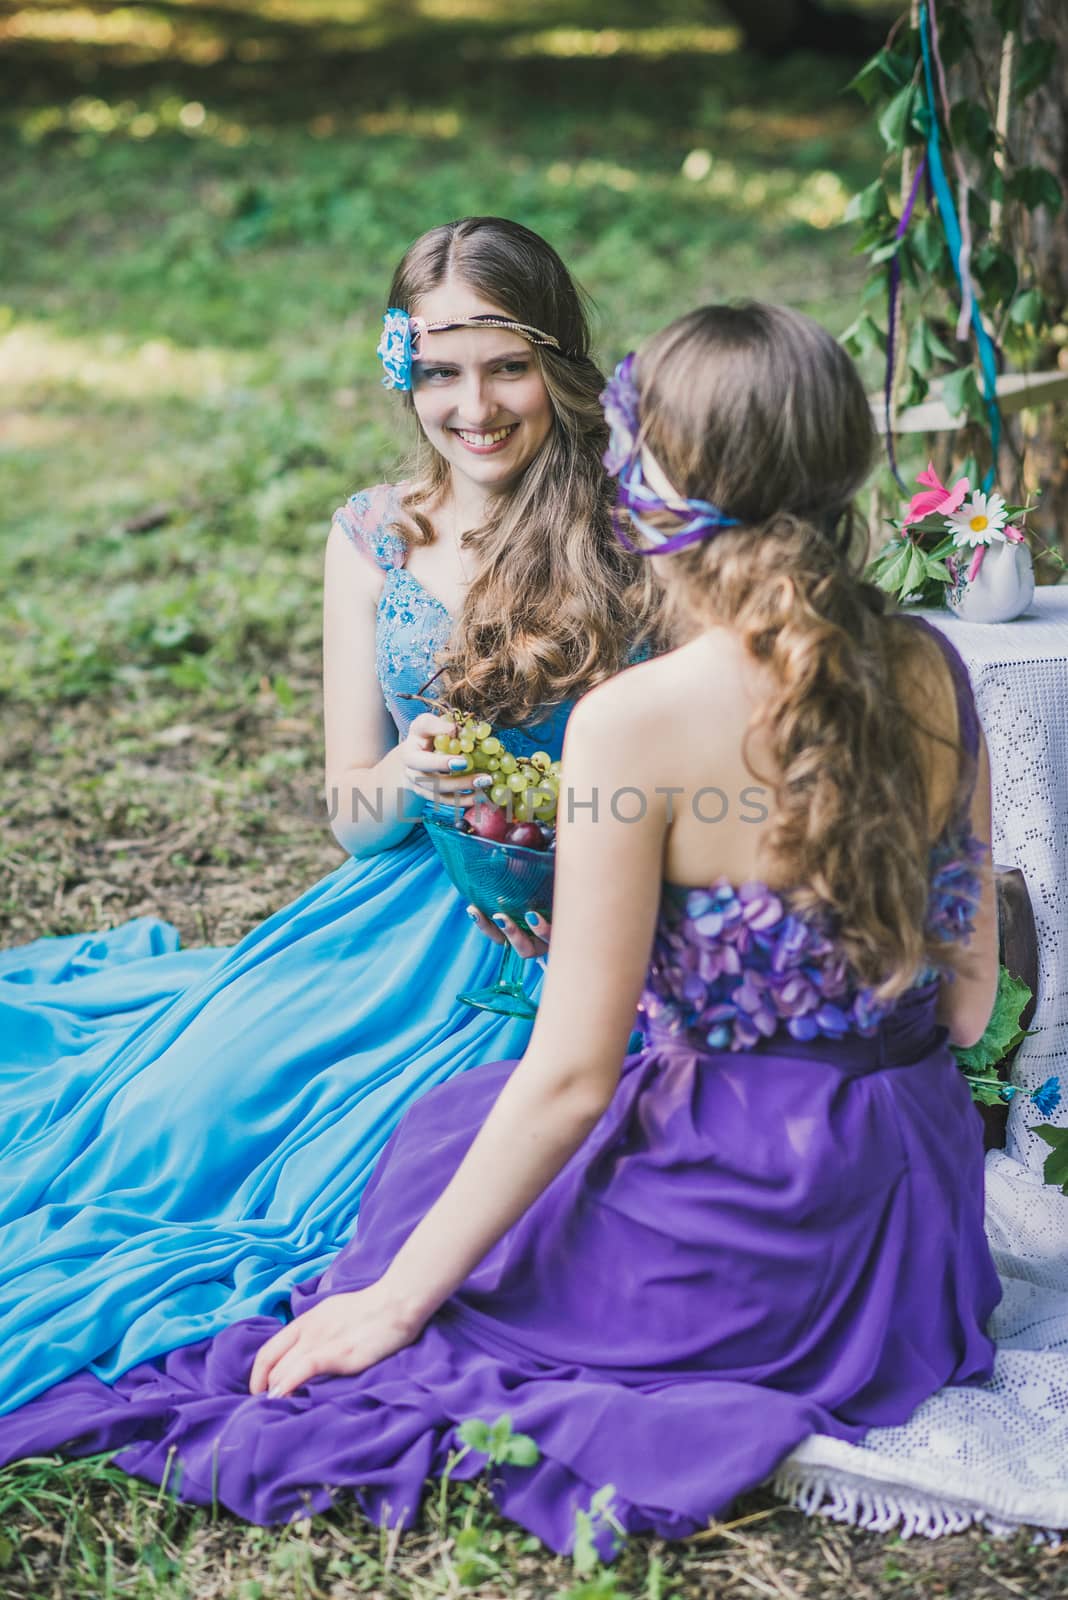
<box><xmin>601</xmin><ymin>354</ymin><xmax>739</xmax><ymax>556</ymax></box>
<box><xmin>377</xmin><ymin>308</ymin><xmax>561</xmax><ymax>391</ymax></box>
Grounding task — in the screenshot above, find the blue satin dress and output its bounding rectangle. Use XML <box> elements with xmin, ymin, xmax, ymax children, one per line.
<box><xmin>0</xmin><ymin>483</ymin><xmax>571</xmax><ymax>1414</ymax></box>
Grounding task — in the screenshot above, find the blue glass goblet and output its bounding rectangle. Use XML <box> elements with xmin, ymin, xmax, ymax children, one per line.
<box><xmin>423</xmin><ymin>814</ymin><xmax>556</xmax><ymax>1019</ymax></box>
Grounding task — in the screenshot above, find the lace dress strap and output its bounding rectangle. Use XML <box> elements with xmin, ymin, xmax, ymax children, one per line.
<box><xmin>332</xmin><ymin>485</ymin><xmax>408</xmax><ymax>573</ymax></box>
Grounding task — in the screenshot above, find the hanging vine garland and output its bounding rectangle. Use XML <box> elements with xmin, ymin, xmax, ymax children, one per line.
<box><xmin>842</xmin><ymin>0</ymin><xmax>1064</xmax><ymax>606</ymax></box>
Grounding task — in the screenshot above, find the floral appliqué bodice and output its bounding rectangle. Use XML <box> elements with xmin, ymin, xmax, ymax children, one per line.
<box><xmin>332</xmin><ymin>485</ymin><xmax>573</xmax><ymax>761</ymax></box>
<box><xmin>641</xmin><ymin>614</ymin><xmax>987</xmax><ymax>1055</ymax></box>
<box><xmin>639</xmin><ymin>825</ymin><xmax>986</xmax><ymax>1054</ymax></box>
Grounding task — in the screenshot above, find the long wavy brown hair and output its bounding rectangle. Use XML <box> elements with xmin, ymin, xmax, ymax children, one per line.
<box><xmin>386</xmin><ymin>216</ymin><xmax>663</xmax><ymax>726</ymax></box>
<box><xmin>634</xmin><ymin>303</ymin><xmax>972</xmax><ymax>997</ymax></box>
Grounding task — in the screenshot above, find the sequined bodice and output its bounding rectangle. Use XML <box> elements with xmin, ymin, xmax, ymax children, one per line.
<box><xmin>335</xmin><ymin>486</ymin><xmax>573</xmax><ymax>762</ymax></box>
<box><xmin>639</xmin><ymin>822</ymin><xmax>987</xmax><ymax>1054</ymax></box>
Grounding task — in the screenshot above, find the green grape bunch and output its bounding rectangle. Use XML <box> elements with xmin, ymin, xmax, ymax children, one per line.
<box><xmin>426</xmin><ymin>706</ymin><xmax>561</xmax><ymax>850</ymax></box>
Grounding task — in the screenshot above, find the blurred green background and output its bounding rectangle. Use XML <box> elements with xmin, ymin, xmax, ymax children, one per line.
<box><xmin>0</xmin><ymin>0</ymin><xmax>883</xmax><ymax>941</ymax></box>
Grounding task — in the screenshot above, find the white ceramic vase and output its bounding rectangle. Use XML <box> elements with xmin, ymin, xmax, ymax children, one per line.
<box><xmin>944</xmin><ymin>539</ymin><xmax>1035</xmax><ymax>624</ymax></box>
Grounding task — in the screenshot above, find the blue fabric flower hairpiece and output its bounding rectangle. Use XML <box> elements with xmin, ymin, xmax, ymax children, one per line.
<box><xmin>377</xmin><ymin>308</ymin><xmax>414</xmax><ymax>391</ymax></box>
<box><xmin>377</xmin><ymin>308</ymin><xmax>563</xmax><ymax>392</ymax></box>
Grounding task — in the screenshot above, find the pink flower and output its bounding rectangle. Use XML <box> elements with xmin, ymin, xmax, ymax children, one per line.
<box><xmin>903</xmin><ymin>462</ymin><xmax>969</xmax><ymax>530</ymax></box>
<box><xmin>1004</xmin><ymin>524</ymin><xmax>1025</xmax><ymax>544</ymax></box>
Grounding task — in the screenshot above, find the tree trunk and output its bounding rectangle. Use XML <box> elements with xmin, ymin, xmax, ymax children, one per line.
<box><xmin>1016</xmin><ymin>1</ymin><xmax>1068</xmax><ymax>556</ymax></box>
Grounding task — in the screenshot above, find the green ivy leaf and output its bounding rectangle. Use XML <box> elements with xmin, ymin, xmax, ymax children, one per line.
<box><xmin>954</xmin><ymin>966</ymin><xmax>1033</xmax><ymax>1076</ymax></box>
<box><xmin>1010</xmin><ymin>287</ymin><xmax>1045</xmax><ymax>326</ymax></box>
<box><xmin>934</xmin><ymin>5</ymin><xmax>973</xmax><ymax>66</ymax></box>
<box><xmin>844</xmin><ymin>178</ymin><xmax>885</xmax><ymax>224</ymax></box>
<box><xmin>926</xmin><ymin>325</ymin><xmax>958</xmax><ymax>365</ymax></box>
<box><xmin>853</xmin><ymin>219</ymin><xmax>892</xmax><ymax>255</ymax></box>
<box><xmin>1014</xmin><ymin>38</ymin><xmax>1057</xmax><ymax>99</ymax></box>
<box><xmin>907</xmin><ymin>320</ymin><xmax>933</xmax><ymax>377</ymax></box>
<box><xmin>840</xmin><ymin>311</ymin><xmax>886</xmax><ymax>358</ymax></box>
<box><xmin>848</xmin><ymin>48</ymin><xmax>914</xmax><ymax>103</ymax></box>
<box><xmin>942</xmin><ymin>364</ymin><xmax>986</xmax><ymax>424</ymax></box>
<box><xmin>903</xmin><ymin>543</ymin><xmax>928</xmax><ymax>596</ymax></box>
<box><xmin>867</xmin><ymin>539</ymin><xmax>914</xmax><ymax>594</ymax></box>
<box><xmin>906</xmin><ymin>318</ymin><xmax>958</xmax><ymax>378</ymax></box>
<box><xmin>1005</xmin><ymin>165</ymin><xmax>1063</xmax><ymax>214</ymax></box>
<box><xmin>878</xmin><ymin>83</ymin><xmax>917</xmax><ymax>152</ymax></box>
<box><xmin>1031</xmin><ymin>1125</ymin><xmax>1068</xmax><ymax>1194</ymax></box>
<box><xmin>909</xmin><ymin>215</ymin><xmax>948</xmax><ymax>274</ymax></box>
<box><xmin>900</xmin><ymin>367</ymin><xmax>929</xmax><ymax>409</ymax></box>
<box><xmin>991</xmin><ymin>0</ymin><xmax>1022</xmax><ymax>29</ymax></box>
<box><xmin>958</xmin><ymin>452</ymin><xmax>981</xmax><ymax>487</ymax></box>
<box><xmin>924</xmin><ymin>558</ymin><xmax>952</xmax><ymax>582</ymax></box>
<box><xmin>949</xmin><ymin>100</ymin><xmax>994</xmax><ymax>158</ymax></box>
<box><xmin>973</xmin><ymin>241</ymin><xmax>1018</xmax><ymax>305</ymax></box>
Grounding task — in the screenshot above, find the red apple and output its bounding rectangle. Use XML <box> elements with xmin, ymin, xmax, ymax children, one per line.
<box><xmin>467</xmin><ymin>802</ymin><xmax>509</xmax><ymax>843</ymax></box>
<box><xmin>505</xmin><ymin>821</ymin><xmax>547</xmax><ymax>850</ymax></box>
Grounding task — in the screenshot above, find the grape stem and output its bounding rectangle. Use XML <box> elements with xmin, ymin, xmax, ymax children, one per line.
<box><xmin>397</xmin><ymin>691</ymin><xmax>452</xmax><ymax>715</ymax></box>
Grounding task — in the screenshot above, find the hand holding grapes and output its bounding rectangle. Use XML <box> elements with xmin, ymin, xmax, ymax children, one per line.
<box><xmin>398</xmin><ymin>712</ymin><xmax>481</xmax><ymax>810</ymax></box>
<box><xmin>399</xmin><ymin>699</ymin><xmax>562</xmax><ymax>843</ymax></box>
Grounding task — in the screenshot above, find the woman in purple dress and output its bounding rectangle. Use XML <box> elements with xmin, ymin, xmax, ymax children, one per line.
<box><xmin>1</xmin><ymin>303</ymin><xmax>1000</xmax><ymax>1554</ymax></box>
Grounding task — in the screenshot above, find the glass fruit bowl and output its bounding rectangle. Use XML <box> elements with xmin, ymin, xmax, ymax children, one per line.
<box><xmin>423</xmin><ymin>813</ymin><xmax>556</xmax><ymax>1020</ymax></box>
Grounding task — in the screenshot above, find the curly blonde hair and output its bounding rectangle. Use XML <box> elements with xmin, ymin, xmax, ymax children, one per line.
<box><xmin>386</xmin><ymin>217</ymin><xmax>664</xmax><ymax>726</ymax></box>
<box><xmin>635</xmin><ymin>303</ymin><xmax>970</xmax><ymax>999</ymax></box>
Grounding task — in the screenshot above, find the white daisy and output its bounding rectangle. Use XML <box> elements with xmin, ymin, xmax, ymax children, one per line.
<box><xmin>945</xmin><ymin>490</ymin><xmax>1008</xmax><ymax>547</ymax></box>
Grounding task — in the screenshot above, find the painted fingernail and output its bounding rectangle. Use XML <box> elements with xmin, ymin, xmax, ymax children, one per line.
<box><xmin>491</xmin><ymin>914</ymin><xmax>509</xmax><ymax>929</ymax></box>
<box><xmin>448</xmin><ymin>757</ymin><xmax>469</xmax><ymax>772</ymax></box>
<box><xmin>524</xmin><ymin>912</ymin><xmax>541</xmax><ymax>929</ymax></box>
<box><xmin>466</xmin><ymin>906</ymin><xmax>480</xmax><ymax>923</ymax></box>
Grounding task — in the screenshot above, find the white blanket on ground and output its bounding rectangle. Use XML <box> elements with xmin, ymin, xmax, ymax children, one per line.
<box><xmin>776</xmin><ymin>596</ymin><xmax>1068</xmax><ymax>1540</ymax></box>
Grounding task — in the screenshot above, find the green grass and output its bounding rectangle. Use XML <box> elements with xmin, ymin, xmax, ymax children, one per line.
<box><xmin>4</xmin><ymin>2</ymin><xmax>1065</xmax><ymax>1594</ymax></box>
<box><xmin>0</xmin><ymin>0</ymin><xmax>881</xmax><ymax>953</ymax></box>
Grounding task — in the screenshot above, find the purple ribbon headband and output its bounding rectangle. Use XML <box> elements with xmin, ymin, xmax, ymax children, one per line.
<box><xmin>600</xmin><ymin>355</ymin><xmax>739</xmax><ymax>556</ymax></box>
<box><xmin>377</xmin><ymin>308</ymin><xmax>561</xmax><ymax>392</ymax></box>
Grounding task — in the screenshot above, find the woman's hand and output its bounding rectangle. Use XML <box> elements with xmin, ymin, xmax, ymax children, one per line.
<box><xmin>398</xmin><ymin>712</ymin><xmax>480</xmax><ymax>812</ymax></box>
<box><xmin>467</xmin><ymin>907</ymin><xmax>550</xmax><ymax>961</ymax></box>
<box><xmin>250</xmin><ymin>1281</ymin><xmax>423</xmax><ymax>1399</ymax></box>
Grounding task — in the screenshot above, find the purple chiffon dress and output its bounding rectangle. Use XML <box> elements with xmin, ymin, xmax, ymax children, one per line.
<box><xmin>0</xmin><ymin>628</ymin><xmax>999</xmax><ymax>1554</ymax></box>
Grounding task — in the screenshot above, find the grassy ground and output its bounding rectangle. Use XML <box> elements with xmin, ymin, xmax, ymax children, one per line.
<box><xmin>2</xmin><ymin>2</ymin><xmax>1066</xmax><ymax>1594</ymax></box>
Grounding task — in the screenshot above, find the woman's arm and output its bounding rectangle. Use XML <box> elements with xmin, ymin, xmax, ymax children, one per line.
<box><xmin>936</xmin><ymin>728</ymin><xmax>999</xmax><ymax>1048</ymax></box>
<box><xmin>323</xmin><ymin>524</ymin><xmax>472</xmax><ymax>857</ymax></box>
<box><xmin>251</xmin><ymin>680</ymin><xmax>669</xmax><ymax>1395</ymax></box>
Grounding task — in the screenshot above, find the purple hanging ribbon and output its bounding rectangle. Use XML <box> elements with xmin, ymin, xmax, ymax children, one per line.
<box><xmin>884</xmin><ymin>154</ymin><xmax>927</xmax><ymax>489</ymax></box>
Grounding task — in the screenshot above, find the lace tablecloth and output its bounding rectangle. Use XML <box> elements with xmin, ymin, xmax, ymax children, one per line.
<box><xmin>928</xmin><ymin>589</ymin><xmax>1068</xmax><ymax>1164</ymax></box>
<box><xmin>775</xmin><ymin>587</ymin><xmax>1068</xmax><ymax>1540</ymax></box>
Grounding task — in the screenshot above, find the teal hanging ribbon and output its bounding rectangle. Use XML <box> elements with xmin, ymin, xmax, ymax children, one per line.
<box><xmin>919</xmin><ymin>0</ymin><xmax>1001</xmax><ymax>488</ymax></box>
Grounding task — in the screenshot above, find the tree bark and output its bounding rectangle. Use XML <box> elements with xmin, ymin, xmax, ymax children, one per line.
<box><xmin>1015</xmin><ymin>0</ymin><xmax>1068</xmax><ymax>555</ymax></box>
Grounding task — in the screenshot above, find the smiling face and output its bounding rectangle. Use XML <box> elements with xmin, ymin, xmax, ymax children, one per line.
<box><xmin>409</xmin><ymin>281</ymin><xmax>555</xmax><ymax>498</ymax></box>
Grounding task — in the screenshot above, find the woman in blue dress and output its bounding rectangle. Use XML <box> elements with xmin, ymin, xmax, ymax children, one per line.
<box><xmin>0</xmin><ymin>216</ymin><xmax>660</xmax><ymax>1413</ymax></box>
<box><xmin>0</xmin><ymin>303</ymin><xmax>1006</xmax><ymax>1554</ymax></box>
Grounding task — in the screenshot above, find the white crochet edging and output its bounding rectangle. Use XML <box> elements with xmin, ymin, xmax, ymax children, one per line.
<box><xmin>770</xmin><ymin>1453</ymin><xmax>1063</xmax><ymax>1547</ymax></box>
